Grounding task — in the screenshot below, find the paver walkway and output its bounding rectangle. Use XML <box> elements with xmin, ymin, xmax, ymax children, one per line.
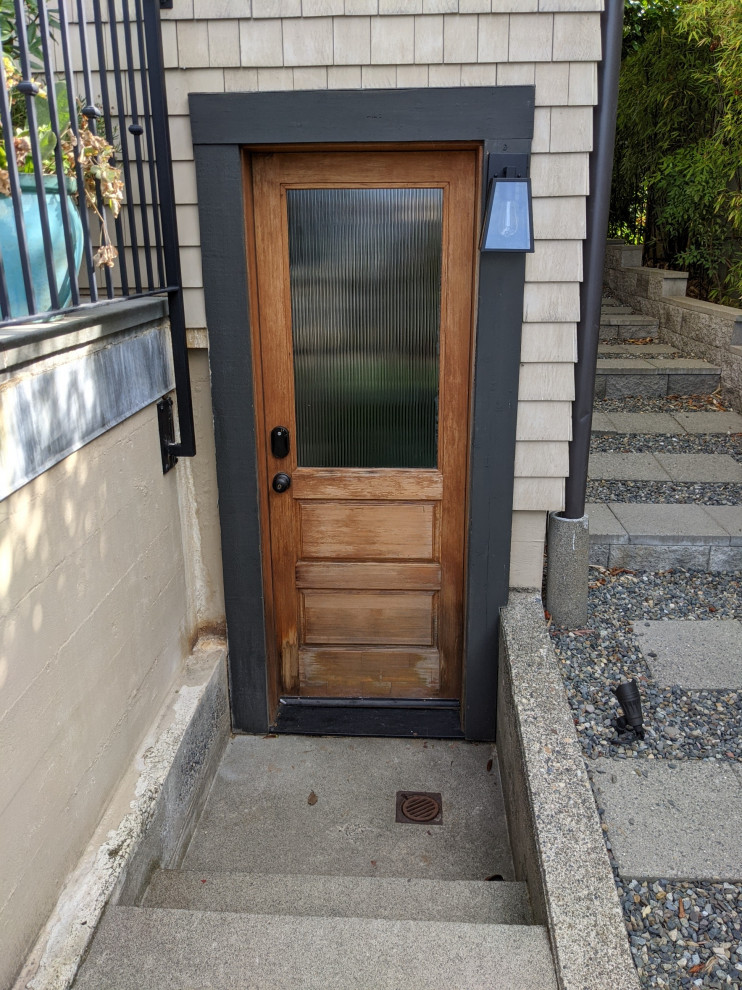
<box><xmin>574</xmin><ymin>297</ymin><xmax>742</xmax><ymax>987</ymax></box>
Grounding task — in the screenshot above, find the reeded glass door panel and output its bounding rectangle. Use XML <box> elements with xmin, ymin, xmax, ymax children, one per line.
<box><xmin>286</xmin><ymin>187</ymin><xmax>443</xmax><ymax>468</ymax></box>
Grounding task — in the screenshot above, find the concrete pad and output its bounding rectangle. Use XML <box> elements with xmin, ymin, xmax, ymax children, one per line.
<box><xmin>634</xmin><ymin>619</ymin><xmax>742</xmax><ymax>689</ymax></box>
<box><xmin>606</xmin><ymin>544</ymin><xmax>712</xmax><ymax>571</ymax></box>
<box><xmin>649</xmin><ymin>358</ymin><xmax>721</xmax><ymax>373</ymax></box>
<box><xmin>592</xmin><ymin>759</ymin><xmax>742</xmax><ymax>881</ymax></box>
<box><xmin>181</xmin><ymin>736</ymin><xmax>513</xmax><ymax>881</ymax></box>
<box><xmin>143</xmin><ymin>871</ymin><xmax>533</xmax><ymax>925</ymax></box>
<box><xmin>588</xmin><ymin>452</ymin><xmax>670</xmax><ymax>481</ymax></box>
<box><xmin>653</xmin><ymin>452</ymin><xmax>742</xmax><ymax>483</ymax></box>
<box><xmin>74</xmin><ymin>908</ymin><xmax>558</xmax><ymax>990</ymax></box>
<box><xmin>703</xmin><ymin>505</ymin><xmax>742</xmax><ymax>545</ymax></box>
<box><xmin>602</xmin><ymin>412</ymin><xmax>685</xmax><ymax>435</ymax></box>
<box><xmin>591</xmin><ymin>411</ymin><xmax>618</xmax><ymax>432</ymax></box>
<box><xmin>671</xmin><ymin>411</ymin><xmax>742</xmax><ymax>435</ymax></box>
<box><xmin>609</xmin><ymin>503</ymin><xmax>731</xmax><ymax>545</ymax></box>
<box><xmin>596</xmin><ymin>359</ymin><xmax>656</xmax><ymax>373</ymax></box>
<box><xmin>586</xmin><ymin>503</ymin><xmax>628</xmax><ymax>542</ymax></box>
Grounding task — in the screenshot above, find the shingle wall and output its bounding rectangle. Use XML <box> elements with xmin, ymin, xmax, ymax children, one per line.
<box><xmin>161</xmin><ymin>0</ymin><xmax>602</xmax><ymax>588</ymax></box>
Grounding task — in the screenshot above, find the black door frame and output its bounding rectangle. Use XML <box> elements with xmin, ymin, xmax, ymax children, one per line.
<box><xmin>190</xmin><ymin>87</ymin><xmax>535</xmax><ymax>740</ymax></box>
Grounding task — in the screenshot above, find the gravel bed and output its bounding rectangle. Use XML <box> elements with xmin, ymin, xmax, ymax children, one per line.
<box><xmin>585</xmin><ymin>480</ymin><xmax>741</xmax><ymax>506</ymax></box>
<box><xmin>616</xmin><ymin>878</ymin><xmax>742</xmax><ymax>988</ymax></box>
<box><xmin>549</xmin><ymin>569</ymin><xmax>742</xmax><ymax>762</ymax></box>
<box><xmin>596</xmin><ymin>396</ymin><xmax>732</xmax><ymax>414</ymax></box>
<box><xmin>548</xmin><ymin>569</ymin><xmax>742</xmax><ymax>988</ymax></box>
<box><xmin>591</xmin><ymin>433</ymin><xmax>742</xmax><ymax>461</ymax></box>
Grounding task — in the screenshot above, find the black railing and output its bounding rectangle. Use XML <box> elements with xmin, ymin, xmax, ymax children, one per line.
<box><xmin>0</xmin><ymin>0</ymin><xmax>194</xmax><ymax>457</ymax></box>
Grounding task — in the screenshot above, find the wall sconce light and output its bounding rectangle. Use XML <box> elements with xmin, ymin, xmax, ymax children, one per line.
<box><xmin>481</xmin><ymin>174</ymin><xmax>534</xmax><ymax>253</ymax></box>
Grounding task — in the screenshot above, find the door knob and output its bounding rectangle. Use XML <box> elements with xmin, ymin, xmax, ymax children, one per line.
<box><xmin>272</xmin><ymin>472</ymin><xmax>291</xmax><ymax>493</ymax></box>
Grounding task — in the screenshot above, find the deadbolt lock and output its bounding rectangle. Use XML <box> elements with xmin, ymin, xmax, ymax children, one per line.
<box><xmin>272</xmin><ymin>472</ymin><xmax>291</xmax><ymax>493</ymax></box>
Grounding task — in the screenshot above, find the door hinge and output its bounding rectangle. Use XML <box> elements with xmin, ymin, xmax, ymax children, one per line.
<box><xmin>157</xmin><ymin>397</ymin><xmax>179</xmax><ymax>474</ymax></box>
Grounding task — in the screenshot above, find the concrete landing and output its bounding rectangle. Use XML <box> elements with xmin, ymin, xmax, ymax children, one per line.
<box><xmin>592</xmin><ymin>760</ymin><xmax>742</xmax><ymax>882</ymax></box>
<box><xmin>73</xmin><ymin>908</ymin><xmax>558</xmax><ymax>990</ymax></box>
<box><xmin>180</xmin><ymin>736</ymin><xmax>514</xmax><ymax>881</ymax></box>
<box><xmin>143</xmin><ymin>871</ymin><xmax>533</xmax><ymax>924</ymax></box>
<box><xmin>588</xmin><ymin>502</ymin><xmax>742</xmax><ymax>571</ymax></box>
<box><xmin>634</xmin><ymin>619</ymin><xmax>742</xmax><ymax>689</ymax></box>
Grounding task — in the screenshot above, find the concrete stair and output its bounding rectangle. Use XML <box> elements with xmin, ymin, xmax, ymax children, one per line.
<box><xmin>599</xmin><ymin>312</ymin><xmax>659</xmax><ymax>341</ymax></box>
<box><xmin>142</xmin><ymin>870</ymin><xmax>534</xmax><ymax>924</ymax></box>
<box><xmin>73</xmin><ymin>906</ymin><xmax>557</xmax><ymax>990</ymax></box>
<box><xmin>589</xmin><ymin>303</ymin><xmax>742</xmax><ymax>570</ymax></box>
<box><xmin>71</xmin><ymin>735</ymin><xmax>557</xmax><ymax>990</ymax></box>
<box><xmin>597</xmin><ymin>300</ymin><xmax>721</xmax><ymax>397</ymax></box>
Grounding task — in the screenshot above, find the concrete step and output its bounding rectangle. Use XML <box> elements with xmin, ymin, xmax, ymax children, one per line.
<box><xmin>72</xmin><ymin>907</ymin><xmax>557</xmax><ymax>989</ymax></box>
<box><xmin>599</xmin><ymin>313</ymin><xmax>659</xmax><ymax>342</ymax></box>
<box><xmin>600</xmin><ymin>304</ymin><xmax>634</xmax><ymax>316</ymax></box>
<box><xmin>594</xmin><ymin>357</ymin><xmax>721</xmax><ymax>399</ymax></box>
<box><xmin>597</xmin><ymin>342</ymin><xmax>679</xmax><ymax>359</ymax></box>
<box><xmin>588</xmin><ymin>502</ymin><xmax>742</xmax><ymax>572</ymax></box>
<box><xmin>141</xmin><ymin>871</ymin><xmax>533</xmax><ymax>925</ymax></box>
<box><xmin>591</xmin><ymin>409</ymin><xmax>742</xmax><ymax>436</ymax></box>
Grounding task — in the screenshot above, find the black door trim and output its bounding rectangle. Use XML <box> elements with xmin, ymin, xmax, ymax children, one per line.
<box><xmin>191</xmin><ymin>87</ymin><xmax>534</xmax><ymax>740</ymax></box>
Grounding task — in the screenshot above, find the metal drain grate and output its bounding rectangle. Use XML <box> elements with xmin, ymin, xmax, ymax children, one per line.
<box><xmin>395</xmin><ymin>791</ymin><xmax>442</xmax><ymax>825</ymax></box>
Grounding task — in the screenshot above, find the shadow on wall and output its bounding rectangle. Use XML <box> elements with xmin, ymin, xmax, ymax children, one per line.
<box><xmin>0</xmin><ymin>400</ymin><xmax>189</xmax><ymax>989</ymax></box>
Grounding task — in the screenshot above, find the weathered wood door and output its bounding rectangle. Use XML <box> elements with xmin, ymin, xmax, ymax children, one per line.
<box><xmin>249</xmin><ymin>149</ymin><xmax>477</xmax><ymax>704</ymax></box>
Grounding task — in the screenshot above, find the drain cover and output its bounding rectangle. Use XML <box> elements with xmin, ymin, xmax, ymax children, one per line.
<box><xmin>395</xmin><ymin>791</ymin><xmax>442</xmax><ymax>825</ymax></box>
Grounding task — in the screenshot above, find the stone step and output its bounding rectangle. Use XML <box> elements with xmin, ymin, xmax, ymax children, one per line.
<box><xmin>591</xmin><ymin>409</ymin><xmax>742</xmax><ymax>436</ymax></box>
<box><xmin>588</xmin><ymin>451</ymin><xmax>742</xmax><ymax>483</ymax></box>
<box><xmin>600</xmin><ymin>304</ymin><xmax>634</xmax><ymax>316</ymax></box>
<box><xmin>587</xmin><ymin>502</ymin><xmax>742</xmax><ymax>572</ymax></box>
<box><xmin>599</xmin><ymin>314</ymin><xmax>659</xmax><ymax>342</ymax></box>
<box><xmin>597</xmin><ymin>343</ymin><xmax>679</xmax><ymax>359</ymax></box>
<box><xmin>142</xmin><ymin>871</ymin><xmax>533</xmax><ymax>925</ymax></box>
<box><xmin>72</xmin><ymin>907</ymin><xmax>557</xmax><ymax>990</ymax></box>
<box><xmin>594</xmin><ymin>357</ymin><xmax>721</xmax><ymax>399</ymax></box>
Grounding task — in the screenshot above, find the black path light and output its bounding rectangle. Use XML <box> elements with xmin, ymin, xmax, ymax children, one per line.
<box><xmin>612</xmin><ymin>679</ymin><xmax>645</xmax><ymax>740</ymax></box>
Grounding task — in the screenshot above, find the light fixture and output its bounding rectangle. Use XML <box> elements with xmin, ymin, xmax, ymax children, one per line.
<box><xmin>480</xmin><ymin>173</ymin><xmax>534</xmax><ymax>253</ymax></box>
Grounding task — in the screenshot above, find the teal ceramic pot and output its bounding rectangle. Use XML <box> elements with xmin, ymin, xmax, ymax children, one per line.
<box><xmin>0</xmin><ymin>174</ymin><xmax>84</xmax><ymax>318</ymax></box>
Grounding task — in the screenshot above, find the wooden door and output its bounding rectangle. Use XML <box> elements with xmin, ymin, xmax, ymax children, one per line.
<box><xmin>249</xmin><ymin>150</ymin><xmax>477</xmax><ymax>703</ymax></box>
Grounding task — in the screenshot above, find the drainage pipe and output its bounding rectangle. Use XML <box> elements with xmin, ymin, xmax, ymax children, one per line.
<box><xmin>546</xmin><ymin>0</ymin><xmax>624</xmax><ymax>628</ymax></box>
<box><xmin>564</xmin><ymin>0</ymin><xmax>625</xmax><ymax>519</ymax></box>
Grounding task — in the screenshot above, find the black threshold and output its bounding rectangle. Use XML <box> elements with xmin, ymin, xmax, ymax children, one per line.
<box><xmin>270</xmin><ymin>698</ymin><xmax>465</xmax><ymax>739</ymax></box>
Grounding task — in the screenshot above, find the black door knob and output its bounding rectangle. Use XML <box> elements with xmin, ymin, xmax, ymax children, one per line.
<box><xmin>272</xmin><ymin>472</ymin><xmax>291</xmax><ymax>493</ymax></box>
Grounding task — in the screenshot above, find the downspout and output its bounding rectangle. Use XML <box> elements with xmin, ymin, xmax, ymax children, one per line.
<box><xmin>546</xmin><ymin>0</ymin><xmax>624</xmax><ymax>626</ymax></box>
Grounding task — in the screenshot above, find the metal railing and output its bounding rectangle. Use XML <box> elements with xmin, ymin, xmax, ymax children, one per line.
<box><xmin>0</xmin><ymin>0</ymin><xmax>194</xmax><ymax>457</ymax></box>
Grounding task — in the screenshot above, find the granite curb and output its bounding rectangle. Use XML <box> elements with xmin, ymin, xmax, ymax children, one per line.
<box><xmin>498</xmin><ymin>592</ymin><xmax>641</xmax><ymax>990</ymax></box>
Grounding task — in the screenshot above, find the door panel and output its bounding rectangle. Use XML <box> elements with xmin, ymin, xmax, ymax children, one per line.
<box><xmin>250</xmin><ymin>150</ymin><xmax>477</xmax><ymax>702</ymax></box>
<box><xmin>299</xmin><ymin>501</ymin><xmax>435</xmax><ymax>560</ymax></box>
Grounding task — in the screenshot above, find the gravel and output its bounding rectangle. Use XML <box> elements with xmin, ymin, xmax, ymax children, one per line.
<box><xmin>596</xmin><ymin>396</ymin><xmax>733</xmax><ymax>414</ymax></box>
<box><xmin>548</xmin><ymin>568</ymin><xmax>742</xmax><ymax>988</ymax></box>
<box><xmin>617</xmin><ymin>878</ymin><xmax>742</xmax><ymax>988</ymax></box>
<box><xmin>591</xmin><ymin>433</ymin><xmax>742</xmax><ymax>461</ymax></box>
<box><xmin>585</xmin><ymin>480</ymin><xmax>741</xmax><ymax>505</ymax></box>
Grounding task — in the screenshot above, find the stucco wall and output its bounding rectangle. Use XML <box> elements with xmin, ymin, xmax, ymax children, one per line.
<box><xmin>162</xmin><ymin>0</ymin><xmax>600</xmax><ymax>589</ymax></box>
<box><xmin>0</xmin><ymin>399</ymin><xmax>190</xmax><ymax>988</ymax></box>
